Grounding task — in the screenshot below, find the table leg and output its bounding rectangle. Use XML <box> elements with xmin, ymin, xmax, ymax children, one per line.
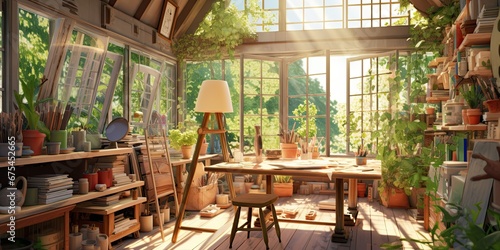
<box><xmin>331</xmin><ymin>178</ymin><xmax>348</xmax><ymax>243</ymax></box>
<box><xmin>348</xmin><ymin>179</ymin><xmax>358</xmax><ymax>209</ymax></box>
<box><xmin>266</xmin><ymin>175</ymin><xmax>272</xmax><ymax>194</ymax></box>
<box><xmin>346</xmin><ymin>179</ymin><xmax>358</xmax><ymax>226</ymax></box>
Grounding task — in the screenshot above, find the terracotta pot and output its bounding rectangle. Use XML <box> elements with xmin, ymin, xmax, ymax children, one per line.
<box><xmin>357</xmin><ymin>182</ymin><xmax>366</xmax><ymax>197</ymax></box>
<box><xmin>280</xmin><ymin>143</ymin><xmax>297</xmax><ymax>159</ymax></box>
<box><xmin>425</xmin><ymin>107</ymin><xmax>435</xmax><ymax>115</ymax></box>
<box><xmin>200</xmin><ymin>143</ymin><xmax>209</xmax><ymax>155</ymax></box>
<box><xmin>467</xmin><ymin>108</ymin><xmax>482</xmax><ymax>125</ymax></box>
<box><xmin>462</xmin><ymin>109</ymin><xmax>469</xmax><ymax>125</ymax></box>
<box><xmin>484</xmin><ymin>99</ymin><xmax>500</xmax><ymax>113</ymax></box>
<box><xmin>22</xmin><ymin>130</ymin><xmax>46</xmax><ymax>156</ymax></box>
<box><xmin>380</xmin><ymin>187</ymin><xmax>409</xmax><ymax>208</ymax></box>
<box><xmin>273</xmin><ymin>183</ymin><xmax>293</xmax><ymax>197</ymax></box>
<box><xmin>181</xmin><ymin>145</ymin><xmax>193</xmax><ymax>159</ymax></box>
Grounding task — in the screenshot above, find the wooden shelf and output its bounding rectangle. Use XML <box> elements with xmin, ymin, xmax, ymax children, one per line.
<box><xmin>439</xmin><ymin>124</ymin><xmax>487</xmax><ymax>131</ymax></box>
<box><xmin>74</xmin><ymin>197</ymin><xmax>146</xmax><ymax>215</ymax></box>
<box><xmin>0</xmin><ymin>148</ymin><xmax>133</xmax><ymax>168</ymax></box>
<box><xmin>0</xmin><ymin>181</ymin><xmax>144</xmax><ymax>224</ymax></box>
<box><xmin>428</xmin><ymin>57</ymin><xmax>448</xmax><ymax>68</ymax></box>
<box><xmin>458</xmin><ymin>33</ymin><xmax>491</xmax><ymax>52</ymax></box>
<box><xmin>465</xmin><ymin>69</ymin><xmax>493</xmax><ymax>78</ymax></box>
<box><xmin>426</xmin><ymin>96</ymin><xmax>449</xmax><ymax>103</ymax></box>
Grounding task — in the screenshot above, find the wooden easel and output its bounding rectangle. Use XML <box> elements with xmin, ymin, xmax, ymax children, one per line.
<box><xmin>172</xmin><ymin>112</ymin><xmax>231</xmax><ymax>243</ymax></box>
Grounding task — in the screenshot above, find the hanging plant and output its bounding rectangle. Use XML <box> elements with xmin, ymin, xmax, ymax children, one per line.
<box><xmin>172</xmin><ymin>0</ymin><xmax>270</xmax><ymax>62</ymax></box>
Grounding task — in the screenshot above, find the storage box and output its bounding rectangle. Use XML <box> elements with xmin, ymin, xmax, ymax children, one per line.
<box><xmin>185</xmin><ymin>182</ymin><xmax>217</xmax><ymax>210</ymax></box>
<box><xmin>438</xmin><ymin>161</ymin><xmax>467</xmax><ymax>200</ymax></box>
<box><xmin>448</xmin><ymin>175</ymin><xmax>465</xmax><ymax>205</ymax></box>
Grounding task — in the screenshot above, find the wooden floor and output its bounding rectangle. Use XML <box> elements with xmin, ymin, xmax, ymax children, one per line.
<box><xmin>113</xmin><ymin>194</ymin><xmax>432</xmax><ymax>250</ymax></box>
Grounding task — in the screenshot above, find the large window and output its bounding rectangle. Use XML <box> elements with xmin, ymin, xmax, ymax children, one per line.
<box><xmin>242</xmin><ymin>58</ymin><xmax>280</xmax><ymax>154</ymax></box>
<box><xmin>234</xmin><ymin>0</ymin><xmax>279</xmax><ymax>32</ymax></box>
<box><xmin>287</xmin><ymin>55</ymin><xmax>335</xmax><ymax>155</ymax></box>
<box><xmin>347</xmin><ymin>52</ymin><xmax>400</xmax><ymax>155</ymax></box>
<box><xmin>233</xmin><ymin>0</ymin><xmax>410</xmax><ymax>32</ymax></box>
<box><xmin>129</xmin><ymin>50</ymin><xmax>175</xmax><ymax>134</ymax></box>
<box><xmin>18</xmin><ymin>8</ymin><xmax>51</xmax><ymax>110</ymax></box>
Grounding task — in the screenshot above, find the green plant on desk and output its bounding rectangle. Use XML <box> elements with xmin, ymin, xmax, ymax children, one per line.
<box><xmin>274</xmin><ymin>175</ymin><xmax>292</xmax><ymax>183</ymax></box>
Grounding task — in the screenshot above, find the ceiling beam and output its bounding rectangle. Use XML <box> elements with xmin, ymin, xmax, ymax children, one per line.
<box><xmin>173</xmin><ymin>0</ymin><xmax>216</xmax><ymax>39</ymax></box>
<box><xmin>237</xmin><ymin>26</ymin><xmax>412</xmax><ymax>56</ymax></box>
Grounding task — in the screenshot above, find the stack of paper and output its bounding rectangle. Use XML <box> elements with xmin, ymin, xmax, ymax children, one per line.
<box><xmin>113</xmin><ymin>213</ymin><xmax>137</xmax><ymax>234</ymax></box>
<box><xmin>91</xmin><ymin>193</ymin><xmax>121</xmax><ymax>206</ymax></box>
<box><xmin>113</xmin><ymin>173</ymin><xmax>131</xmax><ymax>186</ymax></box>
<box><xmin>474</xmin><ymin>5</ymin><xmax>499</xmax><ymax>33</ymax></box>
<box><xmin>96</xmin><ymin>155</ymin><xmax>130</xmax><ymax>187</ymax></box>
<box><xmin>28</xmin><ymin>174</ymin><xmax>74</xmax><ymax>204</ymax></box>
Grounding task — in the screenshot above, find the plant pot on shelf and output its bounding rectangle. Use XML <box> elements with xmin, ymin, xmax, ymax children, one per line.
<box><xmin>380</xmin><ymin>187</ymin><xmax>410</xmax><ymax>208</ymax></box>
<box><xmin>22</xmin><ymin>130</ymin><xmax>46</xmax><ymax>156</ymax></box>
<box><xmin>484</xmin><ymin>99</ymin><xmax>500</xmax><ymax>113</ymax></box>
<box><xmin>273</xmin><ymin>183</ymin><xmax>293</xmax><ymax>197</ymax></box>
<box><xmin>467</xmin><ymin>108</ymin><xmax>482</xmax><ymax>125</ymax></box>
<box><xmin>180</xmin><ymin>145</ymin><xmax>193</xmax><ymax>159</ymax></box>
<box><xmin>425</xmin><ymin>107</ymin><xmax>435</xmax><ymax>115</ymax></box>
<box><xmin>462</xmin><ymin>109</ymin><xmax>469</xmax><ymax>125</ymax></box>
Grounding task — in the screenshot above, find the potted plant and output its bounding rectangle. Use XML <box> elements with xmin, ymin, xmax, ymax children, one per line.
<box><xmin>273</xmin><ymin>175</ymin><xmax>293</xmax><ymax>197</ymax></box>
<box><xmin>168</xmin><ymin>128</ymin><xmax>198</xmax><ymax>159</ymax></box>
<box><xmin>14</xmin><ymin>76</ymin><xmax>50</xmax><ymax>155</ymax></box>
<box><xmin>458</xmin><ymin>81</ymin><xmax>484</xmax><ymax>125</ymax></box>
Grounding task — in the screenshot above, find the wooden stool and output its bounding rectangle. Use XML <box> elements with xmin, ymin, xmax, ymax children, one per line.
<box><xmin>229</xmin><ymin>194</ymin><xmax>281</xmax><ymax>249</ymax></box>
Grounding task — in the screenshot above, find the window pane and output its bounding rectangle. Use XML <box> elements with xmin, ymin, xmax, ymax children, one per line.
<box><xmin>305</xmin><ymin>8</ymin><xmax>323</xmax><ymax>22</ymax></box>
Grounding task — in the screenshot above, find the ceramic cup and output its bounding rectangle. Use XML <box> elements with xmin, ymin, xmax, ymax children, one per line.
<box><xmin>50</xmin><ymin>130</ymin><xmax>68</xmax><ymax>149</ymax></box>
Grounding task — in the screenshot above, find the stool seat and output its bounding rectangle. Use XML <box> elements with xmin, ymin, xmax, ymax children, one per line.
<box><xmin>232</xmin><ymin>194</ymin><xmax>278</xmax><ymax>207</ymax></box>
<box><xmin>229</xmin><ymin>193</ymin><xmax>281</xmax><ymax>249</ymax></box>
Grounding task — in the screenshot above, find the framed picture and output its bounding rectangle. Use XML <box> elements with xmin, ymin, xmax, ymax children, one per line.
<box><xmin>158</xmin><ymin>0</ymin><xmax>177</xmax><ymax>40</ymax></box>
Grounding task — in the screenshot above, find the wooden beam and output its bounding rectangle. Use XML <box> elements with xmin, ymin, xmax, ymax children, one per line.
<box><xmin>173</xmin><ymin>0</ymin><xmax>216</xmax><ymax>39</ymax></box>
<box><xmin>134</xmin><ymin>0</ymin><xmax>152</xmax><ymax>19</ymax></box>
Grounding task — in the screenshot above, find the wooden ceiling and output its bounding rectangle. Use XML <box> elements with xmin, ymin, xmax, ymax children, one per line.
<box><xmin>107</xmin><ymin>0</ymin><xmax>216</xmax><ymax>40</ymax></box>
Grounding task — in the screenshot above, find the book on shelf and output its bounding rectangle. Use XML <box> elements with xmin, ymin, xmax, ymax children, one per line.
<box><xmin>38</xmin><ymin>193</ymin><xmax>73</xmax><ymax>204</ymax></box>
<box><xmin>38</xmin><ymin>189</ymin><xmax>73</xmax><ymax>199</ymax></box>
<box><xmin>92</xmin><ymin>199</ymin><xmax>119</xmax><ymax>206</ymax></box>
<box><xmin>38</xmin><ymin>184</ymin><xmax>74</xmax><ymax>194</ymax></box>
<box><xmin>113</xmin><ymin>218</ymin><xmax>137</xmax><ymax>234</ymax></box>
<box><xmin>93</xmin><ymin>193</ymin><xmax>121</xmax><ymax>202</ymax></box>
<box><xmin>28</xmin><ymin>174</ymin><xmax>69</xmax><ymax>181</ymax></box>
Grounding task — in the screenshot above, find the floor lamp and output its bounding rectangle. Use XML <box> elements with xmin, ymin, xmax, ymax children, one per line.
<box><xmin>172</xmin><ymin>80</ymin><xmax>233</xmax><ymax>243</ymax></box>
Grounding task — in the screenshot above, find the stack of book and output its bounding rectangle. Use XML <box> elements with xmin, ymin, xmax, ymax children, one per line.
<box><xmin>113</xmin><ymin>173</ymin><xmax>132</xmax><ymax>186</ymax></box>
<box><xmin>474</xmin><ymin>5</ymin><xmax>498</xmax><ymax>33</ymax></box>
<box><xmin>95</xmin><ymin>155</ymin><xmax>130</xmax><ymax>187</ymax></box>
<box><xmin>91</xmin><ymin>193</ymin><xmax>121</xmax><ymax>206</ymax></box>
<box><xmin>28</xmin><ymin>174</ymin><xmax>74</xmax><ymax>204</ymax></box>
<box><xmin>113</xmin><ymin>213</ymin><xmax>137</xmax><ymax>234</ymax></box>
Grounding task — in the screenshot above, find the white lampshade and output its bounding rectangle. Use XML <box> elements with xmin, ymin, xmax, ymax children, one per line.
<box><xmin>194</xmin><ymin>80</ymin><xmax>233</xmax><ymax>113</ymax></box>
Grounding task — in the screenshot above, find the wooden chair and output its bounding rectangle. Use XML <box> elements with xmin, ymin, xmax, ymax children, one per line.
<box><xmin>229</xmin><ymin>193</ymin><xmax>281</xmax><ymax>249</ymax></box>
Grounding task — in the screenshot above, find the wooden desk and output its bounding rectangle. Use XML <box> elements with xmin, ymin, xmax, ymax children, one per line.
<box><xmin>204</xmin><ymin>158</ymin><xmax>381</xmax><ymax>243</ymax></box>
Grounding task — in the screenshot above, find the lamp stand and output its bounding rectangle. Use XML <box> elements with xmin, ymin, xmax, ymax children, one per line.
<box><xmin>172</xmin><ymin>112</ymin><xmax>231</xmax><ymax>243</ymax></box>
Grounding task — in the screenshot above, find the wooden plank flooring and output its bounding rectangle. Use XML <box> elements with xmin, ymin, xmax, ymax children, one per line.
<box><xmin>113</xmin><ymin>194</ymin><xmax>432</xmax><ymax>250</ymax></box>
